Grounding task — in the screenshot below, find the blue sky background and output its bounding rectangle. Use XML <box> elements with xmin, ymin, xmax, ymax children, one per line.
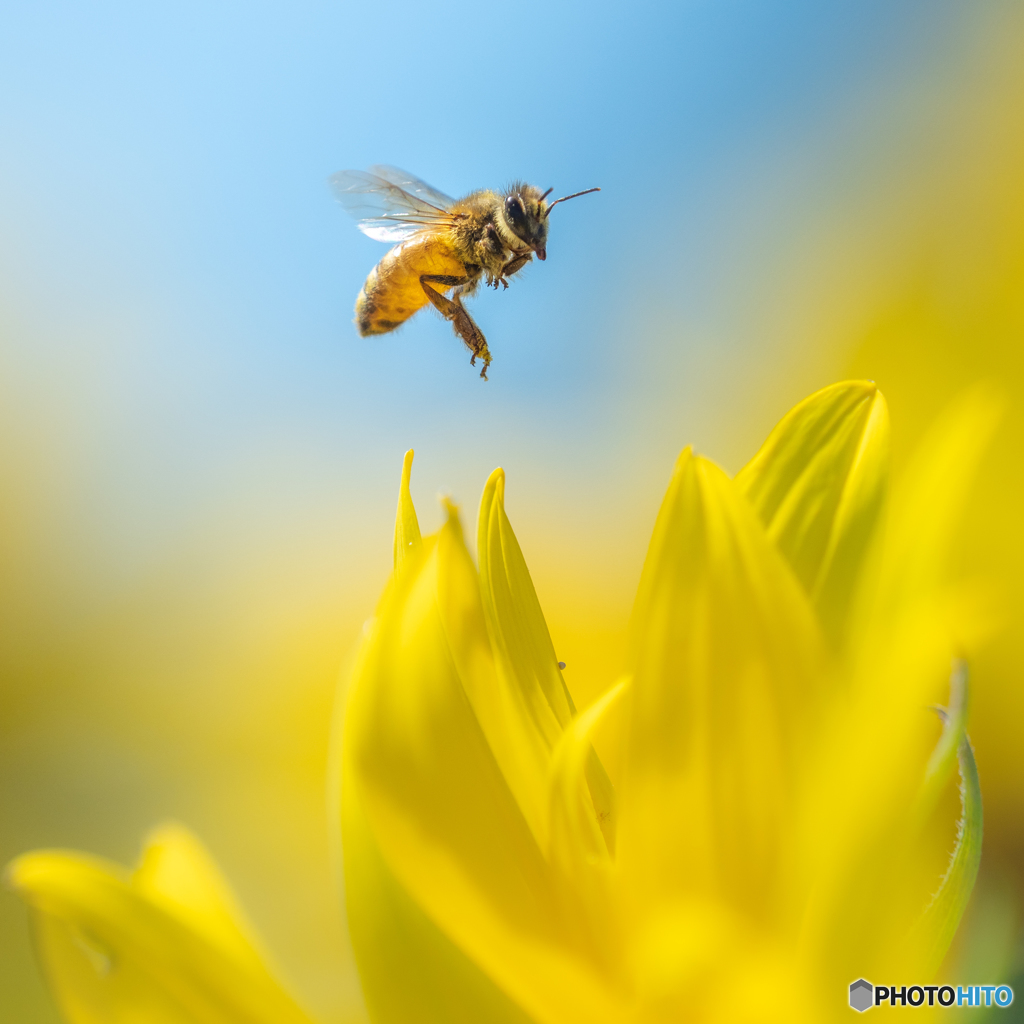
<box><xmin>0</xmin><ymin>0</ymin><xmax>970</xmax><ymax>578</ymax></box>
<box><xmin>0</xmin><ymin>1</ymin><xmax>994</xmax><ymax>1020</ymax></box>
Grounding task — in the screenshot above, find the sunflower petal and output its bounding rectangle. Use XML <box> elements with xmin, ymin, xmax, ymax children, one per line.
<box><xmin>393</xmin><ymin>449</ymin><xmax>422</xmax><ymax>574</ymax></box>
<box><xmin>798</xmin><ymin>386</ymin><xmax>1000</xmax><ymax>982</ymax></box>
<box><xmin>548</xmin><ymin>680</ymin><xmax>626</xmax><ymax>878</ymax></box>
<box><xmin>344</xmin><ymin>505</ymin><xmax>627</xmax><ymax>1024</ymax></box>
<box><xmin>5</xmin><ymin>832</ymin><xmax>313</xmax><ymax>1024</ymax></box>
<box><xmin>438</xmin><ymin>500</ymin><xmax>551</xmax><ymax>846</ymax></box>
<box><xmin>342</xmin><ymin>758</ymin><xmax>534</xmax><ymax>1024</ymax></box>
<box><xmin>735</xmin><ymin>381</ymin><xmax>889</xmax><ymax>645</ymax></box>
<box><xmin>622</xmin><ymin>448</ymin><xmax>825</xmax><ymax>927</ymax></box>
<box><xmin>477</xmin><ymin>469</ymin><xmax>616</xmax><ymax>845</ymax></box>
<box><xmin>132</xmin><ymin>823</ymin><xmax>272</xmax><ymax>976</ymax></box>
<box><xmin>477</xmin><ymin>468</ymin><xmax>573</xmax><ymax>740</ymax></box>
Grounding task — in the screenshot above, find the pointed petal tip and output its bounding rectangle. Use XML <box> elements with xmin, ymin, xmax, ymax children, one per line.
<box><xmin>486</xmin><ymin>467</ymin><xmax>506</xmax><ymax>503</ymax></box>
<box><xmin>672</xmin><ymin>445</ymin><xmax>695</xmax><ymax>474</ymax></box>
<box><xmin>1</xmin><ymin>850</ymin><xmax>81</xmax><ymax>895</ymax></box>
<box><xmin>135</xmin><ymin>821</ymin><xmax>207</xmax><ymax>877</ymax></box>
<box><xmin>672</xmin><ymin>447</ymin><xmax>725</xmax><ymax>487</ymax></box>
<box><xmin>800</xmin><ymin>379</ymin><xmax>882</xmax><ymax>408</ymax></box>
<box><xmin>832</xmin><ymin>378</ymin><xmax>877</xmax><ymax>393</ymax></box>
<box><xmin>141</xmin><ymin>820</ymin><xmax>190</xmax><ymax>848</ymax></box>
<box><xmin>842</xmin><ymin>379</ymin><xmax>889</xmax><ymax>415</ymax></box>
<box><xmin>401</xmin><ymin>449</ymin><xmax>415</xmax><ymax>491</ymax></box>
<box><xmin>3</xmin><ymin>850</ymin><xmax>52</xmax><ymax>890</ymax></box>
<box><xmin>394</xmin><ymin>451</ymin><xmax>422</xmax><ymax>572</ymax></box>
<box><xmin>440</xmin><ymin>494</ymin><xmax>461</xmax><ymax>524</ymax></box>
<box><xmin>2</xmin><ymin>855</ymin><xmax>23</xmax><ymax>891</ymax></box>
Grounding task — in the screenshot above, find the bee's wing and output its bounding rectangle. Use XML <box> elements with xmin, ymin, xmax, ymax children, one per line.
<box><xmin>367</xmin><ymin>165</ymin><xmax>457</xmax><ymax>210</ymax></box>
<box><xmin>330</xmin><ymin>168</ymin><xmax>455</xmax><ymax>242</ymax></box>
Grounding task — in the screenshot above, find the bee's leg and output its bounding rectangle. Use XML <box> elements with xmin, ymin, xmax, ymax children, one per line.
<box><xmin>420</xmin><ymin>275</ymin><xmax>493</xmax><ymax>380</ymax></box>
<box><xmin>495</xmin><ymin>252</ymin><xmax>532</xmax><ymax>289</ymax></box>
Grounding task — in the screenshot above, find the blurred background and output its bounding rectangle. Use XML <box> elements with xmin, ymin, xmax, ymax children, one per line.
<box><xmin>1</xmin><ymin>1</ymin><xmax>1022</xmax><ymax>1020</ymax></box>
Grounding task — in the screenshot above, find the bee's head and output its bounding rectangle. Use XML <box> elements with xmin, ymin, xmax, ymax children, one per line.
<box><xmin>500</xmin><ymin>184</ymin><xmax>550</xmax><ymax>260</ymax></box>
<box><xmin>499</xmin><ymin>183</ymin><xmax>601</xmax><ymax>261</ymax></box>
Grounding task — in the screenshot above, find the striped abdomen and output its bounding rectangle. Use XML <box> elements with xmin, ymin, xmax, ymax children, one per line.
<box><xmin>355</xmin><ymin>235</ymin><xmax>468</xmax><ymax>336</ymax></box>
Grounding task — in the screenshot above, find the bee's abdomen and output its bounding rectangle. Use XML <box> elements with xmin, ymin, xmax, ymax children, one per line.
<box><xmin>355</xmin><ymin>264</ymin><xmax>399</xmax><ymax>336</ymax></box>
<box><xmin>353</xmin><ymin>238</ymin><xmax>466</xmax><ymax>337</ymax></box>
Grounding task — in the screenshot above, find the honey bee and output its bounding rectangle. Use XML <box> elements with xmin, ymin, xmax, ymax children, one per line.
<box><xmin>331</xmin><ymin>166</ymin><xmax>599</xmax><ymax>379</ymax></box>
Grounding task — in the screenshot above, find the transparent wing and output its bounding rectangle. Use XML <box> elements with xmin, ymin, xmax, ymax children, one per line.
<box><xmin>330</xmin><ymin>168</ymin><xmax>456</xmax><ymax>243</ymax></box>
<box><xmin>367</xmin><ymin>166</ymin><xmax>456</xmax><ymax>210</ymax></box>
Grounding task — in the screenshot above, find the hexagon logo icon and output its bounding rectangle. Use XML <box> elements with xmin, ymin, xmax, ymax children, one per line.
<box><xmin>849</xmin><ymin>979</ymin><xmax>874</xmax><ymax>1012</ymax></box>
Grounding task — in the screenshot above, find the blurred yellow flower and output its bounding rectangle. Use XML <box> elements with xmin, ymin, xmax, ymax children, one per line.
<box><xmin>6</xmin><ymin>823</ymin><xmax>316</xmax><ymax>1024</ymax></box>
<box><xmin>5</xmin><ymin>381</ymin><xmax>997</xmax><ymax>1024</ymax></box>
<box><xmin>341</xmin><ymin>381</ymin><xmax>995</xmax><ymax>1023</ymax></box>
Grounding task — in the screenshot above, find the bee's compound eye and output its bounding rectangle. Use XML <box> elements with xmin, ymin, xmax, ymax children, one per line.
<box><xmin>504</xmin><ymin>194</ymin><xmax>527</xmax><ymax>233</ymax></box>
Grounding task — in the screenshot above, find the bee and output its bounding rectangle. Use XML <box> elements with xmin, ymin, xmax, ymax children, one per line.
<box><xmin>331</xmin><ymin>166</ymin><xmax>599</xmax><ymax>379</ymax></box>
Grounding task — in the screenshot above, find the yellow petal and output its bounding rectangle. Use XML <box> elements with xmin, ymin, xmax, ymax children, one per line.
<box><xmin>858</xmin><ymin>384</ymin><xmax>1001</xmax><ymax>645</ymax></box>
<box><xmin>342</xmin><ymin>758</ymin><xmax>534</xmax><ymax>1024</ymax></box>
<box><xmin>393</xmin><ymin>449</ymin><xmax>421</xmax><ymax>575</ymax></box>
<box><xmin>6</xmin><ymin>830</ymin><xmax>314</xmax><ymax>1024</ymax></box>
<box><xmin>132</xmin><ymin>823</ymin><xmax>271</xmax><ymax>977</ymax></box>
<box><xmin>621</xmin><ymin>448</ymin><xmax>826</xmax><ymax>930</ymax></box>
<box><xmin>436</xmin><ymin>499</ymin><xmax>552</xmax><ymax>845</ymax></box>
<box><xmin>548</xmin><ymin>681</ymin><xmax>625</xmax><ymax>872</ymax></box>
<box><xmin>477</xmin><ymin>468</ymin><xmax>615</xmax><ymax>848</ymax></box>
<box><xmin>343</xmin><ymin>505</ymin><xmax>627</xmax><ymax>1024</ymax></box>
<box><xmin>546</xmin><ymin>680</ymin><xmax>625</xmax><ymax>966</ymax></box>
<box><xmin>798</xmin><ymin>385</ymin><xmax>1002</xmax><ymax>983</ymax></box>
<box><xmin>735</xmin><ymin>380</ymin><xmax>889</xmax><ymax>645</ymax></box>
<box><xmin>477</xmin><ymin>467</ymin><xmax>573</xmax><ymax>743</ymax></box>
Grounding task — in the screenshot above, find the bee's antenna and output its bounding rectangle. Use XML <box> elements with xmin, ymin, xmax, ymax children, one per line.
<box><xmin>539</xmin><ymin>187</ymin><xmax>554</xmax><ymax>201</ymax></box>
<box><xmin>545</xmin><ymin>187</ymin><xmax>601</xmax><ymax>216</ymax></box>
